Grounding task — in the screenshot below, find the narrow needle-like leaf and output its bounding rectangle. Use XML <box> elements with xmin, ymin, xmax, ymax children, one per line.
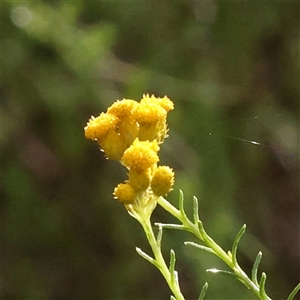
<box><xmin>155</xmin><ymin>223</ymin><xmax>186</xmax><ymax>230</ymax></box>
<box><xmin>136</xmin><ymin>247</ymin><xmax>156</xmax><ymax>266</ymax></box>
<box><xmin>198</xmin><ymin>220</ymin><xmax>205</xmax><ymax>235</ymax></box>
<box><xmin>287</xmin><ymin>282</ymin><xmax>300</xmax><ymax>300</ymax></box>
<box><xmin>252</xmin><ymin>251</ymin><xmax>262</xmax><ymax>286</ymax></box>
<box><xmin>169</xmin><ymin>249</ymin><xmax>178</xmax><ymax>285</ymax></box>
<box><xmin>198</xmin><ymin>282</ymin><xmax>208</xmax><ymax>300</ymax></box>
<box><xmin>179</xmin><ymin>189</ymin><xmax>185</xmax><ymax>213</ymax></box>
<box><xmin>192</xmin><ymin>196</ymin><xmax>200</xmax><ymax>225</ymax></box>
<box><xmin>232</xmin><ymin>224</ymin><xmax>246</xmax><ymax>267</ymax></box>
<box><xmin>207</xmin><ymin>268</ymin><xmax>237</xmax><ymax>278</ymax></box>
<box><xmin>178</xmin><ymin>190</ymin><xmax>190</xmax><ymax>223</ymax></box>
<box><xmin>259</xmin><ymin>272</ymin><xmax>267</xmax><ymax>299</ymax></box>
<box><xmin>156</xmin><ymin>224</ymin><xmax>163</xmax><ymax>249</ymax></box>
<box><xmin>169</xmin><ymin>249</ymin><xmax>176</xmax><ymax>273</ymax></box>
<box><xmin>184</xmin><ymin>241</ymin><xmax>215</xmax><ymax>254</ymax></box>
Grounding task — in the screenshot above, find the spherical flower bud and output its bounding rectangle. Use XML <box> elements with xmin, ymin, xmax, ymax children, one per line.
<box><xmin>128</xmin><ymin>168</ymin><xmax>151</xmax><ymax>191</ymax></box>
<box><xmin>132</xmin><ymin>102</ymin><xmax>166</xmax><ymax>125</ymax></box>
<box><xmin>84</xmin><ymin>113</ymin><xmax>118</xmax><ymax>140</ymax></box>
<box><xmin>107</xmin><ymin>99</ymin><xmax>140</xmax><ymax>147</ymax></box>
<box><xmin>113</xmin><ymin>182</ymin><xmax>135</xmax><ymax>203</ymax></box>
<box><xmin>122</xmin><ymin>139</ymin><xmax>160</xmax><ymax>172</ymax></box>
<box><xmin>107</xmin><ymin>99</ymin><xmax>139</xmax><ymax>119</ymax></box>
<box><xmin>151</xmin><ymin>166</ymin><xmax>175</xmax><ymax>196</ymax></box>
<box><xmin>141</xmin><ymin>94</ymin><xmax>174</xmax><ymax>112</ymax></box>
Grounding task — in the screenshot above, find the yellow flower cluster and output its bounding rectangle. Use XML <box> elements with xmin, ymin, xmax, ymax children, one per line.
<box><xmin>84</xmin><ymin>94</ymin><xmax>175</xmax><ymax>218</ymax></box>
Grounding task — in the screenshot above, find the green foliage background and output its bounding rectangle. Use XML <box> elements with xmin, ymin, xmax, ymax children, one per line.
<box><xmin>1</xmin><ymin>1</ymin><xmax>299</xmax><ymax>299</ymax></box>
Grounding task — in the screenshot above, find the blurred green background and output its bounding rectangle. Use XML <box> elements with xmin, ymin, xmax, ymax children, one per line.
<box><xmin>1</xmin><ymin>1</ymin><xmax>299</xmax><ymax>299</ymax></box>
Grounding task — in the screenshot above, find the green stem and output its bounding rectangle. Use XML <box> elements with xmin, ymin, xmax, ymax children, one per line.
<box><xmin>157</xmin><ymin>197</ymin><xmax>271</xmax><ymax>300</ymax></box>
<box><xmin>139</xmin><ymin>217</ymin><xmax>185</xmax><ymax>300</ymax></box>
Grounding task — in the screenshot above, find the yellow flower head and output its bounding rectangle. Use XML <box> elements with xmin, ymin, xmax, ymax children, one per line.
<box><xmin>107</xmin><ymin>99</ymin><xmax>138</xmax><ymax>119</ymax></box>
<box><xmin>98</xmin><ymin>129</ymin><xmax>127</xmax><ymax>160</ymax></box>
<box><xmin>141</xmin><ymin>94</ymin><xmax>174</xmax><ymax>112</ymax></box>
<box><xmin>122</xmin><ymin>139</ymin><xmax>160</xmax><ymax>172</ymax></box>
<box><xmin>84</xmin><ymin>94</ymin><xmax>175</xmax><ymax>216</ymax></box>
<box><xmin>84</xmin><ymin>113</ymin><xmax>118</xmax><ymax>140</ymax></box>
<box><xmin>151</xmin><ymin>166</ymin><xmax>175</xmax><ymax>196</ymax></box>
<box><xmin>132</xmin><ymin>101</ymin><xmax>166</xmax><ymax>125</ymax></box>
<box><xmin>107</xmin><ymin>99</ymin><xmax>140</xmax><ymax>147</ymax></box>
<box><xmin>117</xmin><ymin>117</ymin><xmax>139</xmax><ymax>148</ymax></box>
<box><xmin>128</xmin><ymin>168</ymin><xmax>151</xmax><ymax>191</ymax></box>
<box><xmin>130</xmin><ymin>94</ymin><xmax>173</xmax><ymax>142</ymax></box>
<box><xmin>113</xmin><ymin>182</ymin><xmax>135</xmax><ymax>203</ymax></box>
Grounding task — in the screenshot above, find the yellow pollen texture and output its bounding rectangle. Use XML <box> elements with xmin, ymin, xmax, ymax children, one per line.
<box><xmin>84</xmin><ymin>113</ymin><xmax>118</xmax><ymax>140</ymax></box>
<box><xmin>128</xmin><ymin>168</ymin><xmax>151</xmax><ymax>191</ymax></box>
<box><xmin>113</xmin><ymin>183</ymin><xmax>135</xmax><ymax>203</ymax></box>
<box><xmin>122</xmin><ymin>139</ymin><xmax>159</xmax><ymax>172</ymax></box>
<box><xmin>107</xmin><ymin>99</ymin><xmax>138</xmax><ymax>119</ymax></box>
<box><xmin>151</xmin><ymin>166</ymin><xmax>174</xmax><ymax>196</ymax></box>
<box><xmin>132</xmin><ymin>102</ymin><xmax>166</xmax><ymax>124</ymax></box>
<box><xmin>141</xmin><ymin>94</ymin><xmax>174</xmax><ymax>112</ymax></box>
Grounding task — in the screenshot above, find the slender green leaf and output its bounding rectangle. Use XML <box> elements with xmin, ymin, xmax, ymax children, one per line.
<box><xmin>136</xmin><ymin>247</ymin><xmax>157</xmax><ymax>266</ymax></box>
<box><xmin>179</xmin><ymin>189</ymin><xmax>185</xmax><ymax>212</ymax></box>
<box><xmin>169</xmin><ymin>249</ymin><xmax>179</xmax><ymax>286</ymax></box>
<box><xmin>259</xmin><ymin>272</ymin><xmax>268</xmax><ymax>299</ymax></box>
<box><xmin>156</xmin><ymin>224</ymin><xmax>163</xmax><ymax>249</ymax></box>
<box><xmin>178</xmin><ymin>190</ymin><xmax>190</xmax><ymax>223</ymax></box>
<box><xmin>155</xmin><ymin>222</ymin><xmax>186</xmax><ymax>230</ymax></box>
<box><xmin>232</xmin><ymin>224</ymin><xmax>246</xmax><ymax>267</ymax></box>
<box><xmin>192</xmin><ymin>196</ymin><xmax>200</xmax><ymax>225</ymax></box>
<box><xmin>206</xmin><ymin>268</ymin><xmax>237</xmax><ymax>278</ymax></box>
<box><xmin>184</xmin><ymin>241</ymin><xmax>215</xmax><ymax>254</ymax></box>
<box><xmin>169</xmin><ymin>249</ymin><xmax>176</xmax><ymax>275</ymax></box>
<box><xmin>287</xmin><ymin>282</ymin><xmax>300</xmax><ymax>300</ymax></box>
<box><xmin>198</xmin><ymin>220</ymin><xmax>205</xmax><ymax>235</ymax></box>
<box><xmin>179</xmin><ymin>189</ymin><xmax>190</xmax><ymax>222</ymax></box>
<box><xmin>197</xmin><ymin>220</ymin><xmax>207</xmax><ymax>241</ymax></box>
<box><xmin>252</xmin><ymin>251</ymin><xmax>262</xmax><ymax>286</ymax></box>
<box><xmin>198</xmin><ymin>282</ymin><xmax>208</xmax><ymax>300</ymax></box>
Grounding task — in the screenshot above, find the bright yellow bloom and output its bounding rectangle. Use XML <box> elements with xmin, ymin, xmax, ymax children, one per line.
<box><xmin>130</xmin><ymin>100</ymin><xmax>167</xmax><ymax>142</ymax></box>
<box><xmin>84</xmin><ymin>94</ymin><xmax>175</xmax><ymax>215</ymax></box>
<box><xmin>107</xmin><ymin>99</ymin><xmax>140</xmax><ymax>147</ymax></box>
<box><xmin>84</xmin><ymin>113</ymin><xmax>118</xmax><ymax>140</ymax></box>
<box><xmin>132</xmin><ymin>101</ymin><xmax>166</xmax><ymax>125</ymax></box>
<box><xmin>131</xmin><ymin>94</ymin><xmax>173</xmax><ymax>142</ymax></box>
<box><xmin>117</xmin><ymin>117</ymin><xmax>139</xmax><ymax>147</ymax></box>
<box><xmin>138</xmin><ymin>122</ymin><xmax>165</xmax><ymax>143</ymax></box>
<box><xmin>113</xmin><ymin>182</ymin><xmax>135</xmax><ymax>203</ymax></box>
<box><xmin>107</xmin><ymin>99</ymin><xmax>138</xmax><ymax>118</ymax></box>
<box><xmin>122</xmin><ymin>139</ymin><xmax>159</xmax><ymax>172</ymax></box>
<box><xmin>141</xmin><ymin>94</ymin><xmax>174</xmax><ymax>112</ymax></box>
<box><xmin>98</xmin><ymin>129</ymin><xmax>127</xmax><ymax>160</ymax></box>
<box><xmin>128</xmin><ymin>168</ymin><xmax>151</xmax><ymax>191</ymax></box>
<box><xmin>151</xmin><ymin>166</ymin><xmax>175</xmax><ymax>196</ymax></box>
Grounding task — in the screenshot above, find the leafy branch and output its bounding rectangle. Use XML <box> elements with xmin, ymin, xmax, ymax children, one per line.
<box><xmin>150</xmin><ymin>190</ymin><xmax>300</xmax><ymax>300</ymax></box>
